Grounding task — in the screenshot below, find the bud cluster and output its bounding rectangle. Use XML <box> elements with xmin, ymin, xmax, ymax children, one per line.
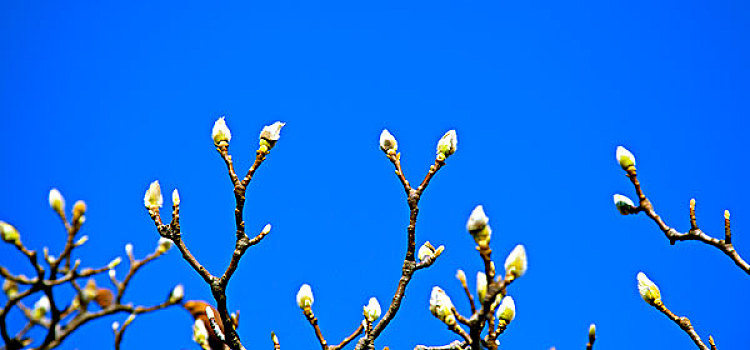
<box><xmin>429</xmin><ymin>286</ymin><xmax>456</xmax><ymax>326</ymax></box>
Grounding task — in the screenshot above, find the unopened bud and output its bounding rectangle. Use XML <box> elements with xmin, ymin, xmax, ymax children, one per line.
<box><xmin>495</xmin><ymin>296</ymin><xmax>515</xmax><ymax>323</ymax></box>
<box><xmin>476</xmin><ymin>272</ymin><xmax>487</xmax><ymax>303</ymax></box>
<box><xmin>74</xmin><ymin>235</ymin><xmax>89</xmax><ymax>247</ymax></box>
<box><xmin>169</xmin><ymin>284</ymin><xmax>184</xmax><ymax>303</ymax></box>
<box><xmin>157</xmin><ymin>237</ymin><xmax>172</xmax><ymax>254</ymax></box>
<box><xmin>212</xmin><ymin>117</ymin><xmax>232</xmax><ymax>147</ymax></box>
<box><xmin>49</xmin><ymin>188</ymin><xmax>65</xmax><ymax>215</ymax></box>
<box><xmin>261</xmin><ymin>223</ymin><xmax>272</xmax><ymax>235</ymax></box>
<box><xmin>455</xmin><ymin>270</ymin><xmax>467</xmax><ymax>284</ymax></box>
<box><xmin>637</xmin><ymin>272</ymin><xmax>661</xmax><ymax>305</ymax></box>
<box><xmin>32</xmin><ymin>295</ymin><xmax>50</xmax><ymax>321</ymax></box>
<box><xmin>589</xmin><ymin>323</ymin><xmax>596</xmax><ymax>340</ymax></box>
<box><xmin>379</xmin><ymin>129</ymin><xmax>398</xmax><ymax>153</ymax></box>
<box><xmin>3</xmin><ymin>279</ymin><xmax>18</xmax><ymax>299</ymax></box>
<box><xmin>193</xmin><ymin>319</ymin><xmax>210</xmax><ymax>349</ymax></box>
<box><xmin>436</xmin><ymin>130</ymin><xmax>457</xmax><ymax>158</ymax></box>
<box><xmin>504</xmin><ymin>245</ymin><xmax>527</xmax><ymax>278</ymax></box>
<box><xmin>108</xmin><ymin>257</ymin><xmax>122</xmax><ymax>269</ymax></box>
<box><xmin>259</xmin><ymin>121</ymin><xmax>285</xmax><ymax>149</ymax></box>
<box><xmin>143</xmin><ymin>181</ymin><xmax>163</xmax><ymax>210</ymax></box>
<box><xmin>616</xmin><ymin>146</ymin><xmax>636</xmax><ymax>170</ymax></box>
<box><xmin>296</xmin><ymin>284</ymin><xmax>314</xmax><ymax>310</ymax></box>
<box><xmin>418</xmin><ymin>241</ymin><xmax>436</xmax><ymax>262</ymax></box>
<box><xmin>725</xmin><ymin>210</ymin><xmax>730</xmax><ymax>220</ymax></box>
<box><xmin>124</xmin><ymin>313</ymin><xmax>136</xmax><ymax>326</ymax></box>
<box><xmin>172</xmin><ymin>189</ymin><xmax>180</xmax><ymax>207</ymax></box>
<box><xmin>613</xmin><ymin>194</ymin><xmax>636</xmax><ymax>215</ymax></box>
<box><xmin>363</xmin><ymin>297</ymin><xmax>381</xmax><ymax>322</ymax></box>
<box><xmin>466</xmin><ymin>205</ymin><xmax>491</xmax><ymax>247</ymax></box>
<box><xmin>112</xmin><ymin>321</ymin><xmax>120</xmax><ymax>332</ymax></box>
<box><xmin>0</xmin><ymin>221</ymin><xmax>20</xmax><ymax>244</ymax></box>
<box><xmin>108</xmin><ymin>269</ymin><xmax>116</xmax><ymax>280</ymax></box>
<box><xmin>125</xmin><ymin>243</ymin><xmax>133</xmax><ymax>256</ymax></box>
<box><xmin>429</xmin><ymin>286</ymin><xmax>455</xmax><ymax>326</ymax></box>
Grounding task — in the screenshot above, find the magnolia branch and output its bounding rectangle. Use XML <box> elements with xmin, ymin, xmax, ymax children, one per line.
<box><xmin>615</xmin><ymin>149</ymin><xmax>750</xmax><ymax>274</ymax></box>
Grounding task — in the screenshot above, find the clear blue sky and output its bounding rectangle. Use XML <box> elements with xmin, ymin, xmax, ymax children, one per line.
<box><xmin>1</xmin><ymin>1</ymin><xmax>750</xmax><ymax>349</ymax></box>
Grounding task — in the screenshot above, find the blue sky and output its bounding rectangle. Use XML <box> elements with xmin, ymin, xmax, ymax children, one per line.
<box><xmin>1</xmin><ymin>1</ymin><xmax>750</xmax><ymax>349</ymax></box>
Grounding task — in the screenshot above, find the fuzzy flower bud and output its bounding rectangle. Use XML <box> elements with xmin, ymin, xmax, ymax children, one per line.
<box><xmin>418</xmin><ymin>241</ymin><xmax>436</xmax><ymax>262</ymax></box>
<box><xmin>143</xmin><ymin>180</ymin><xmax>163</xmax><ymax>210</ymax></box>
<box><xmin>125</xmin><ymin>243</ymin><xmax>133</xmax><ymax>256</ymax></box>
<box><xmin>296</xmin><ymin>284</ymin><xmax>314</xmax><ymax>310</ymax></box>
<box><xmin>363</xmin><ymin>297</ymin><xmax>381</xmax><ymax>322</ymax></box>
<box><xmin>3</xmin><ymin>279</ymin><xmax>18</xmax><ymax>299</ymax></box>
<box><xmin>49</xmin><ymin>188</ymin><xmax>65</xmax><ymax>215</ymax></box>
<box><xmin>504</xmin><ymin>245</ymin><xmax>527</xmax><ymax>278</ymax></box>
<box><xmin>261</xmin><ymin>223</ymin><xmax>272</xmax><ymax>235</ymax></box>
<box><xmin>193</xmin><ymin>319</ymin><xmax>210</xmax><ymax>350</ymax></box>
<box><xmin>0</xmin><ymin>221</ymin><xmax>20</xmax><ymax>244</ymax></box>
<box><xmin>637</xmin><ymin>272</ymin><xmax>661</xmax><ymax>305</ymax></box>
<box><xmin>212</xmin><ymin>117</ymin><xmax>232</xmax><ymax>147</ymax></box>
<box><xmin>436</xmin><ymin>130</ymin><xmax>457</xmax><ymax>158</ymax></box>
<box><xmin>108</xmin><ymin>257</ymin><xmax>122</xmax><ymax>270</ymax></box>
<box><xmin>616</xmin><ymin>146</ymin><xmax>636</xmax><ymax>170</ymax></box>
<box><xmin>429</xmin><ymin>286</ymin><xmax>456</xmax><ymax>326</ymax></box>
<box><xmin>476</xmin><ymin>272</ymin><xmax>487</xmax><ymax>303</ymax></box>
<box><xmin>108</xmin><ymin>268</ymin><xmax>116</xmax><ymax>280</ymax></box>
<box><xmin>455</xmin><ymin>270</ymin><xmax>467</xmax><ymax>284</ymax></box>
<box><xmin>495</xmin><ymin>296</ymin><xmax>515</xmax><ymax>323</ymax></box>
<box><xmin>169</xmin><ymin>284</ymin><xmax>184</xmax><ymax>304</ymax></box>
<box><xmin>466</xmin><ymin>205</ymin><xmax>491</xmax><ymax>247</ymax></box>
<box><xmin>589</xmin><ymin>323</ymin><xmax>596</xmax><ymax>340</ymax></box>
<box><xmin>75</xmin><ymin>235</ymin><xmax>89</xmax><ymax>247</ymax></box>
<box><xmin>379</xmin><ymin>129</ymin><xmax>398</xmax><ymax>153</ymax></box>
<box><xmin>112</xmin><ymin>321</ymin><xmax>120</xmax><ymax>332</ymax></box>
<box><xmin>32</xmin><ymin>295</ymin><xmax>50</xmax><ymax>321</ymax></box>
<box><xmin>172</xmin><ymin>189</ymin><xmax>180</xmax><ymax>207</ymax></box>
<box><xmin>157</xmin><ymin>237</ymin><xmax>173</xmax><ymax>254</ymax></box>
<box><xmin>613</xmin><ymin>194</ymin><xmax>636</xmax><ymax>215</ymax></box>
<box><xmin>259</xmin><ymin>121</ymin><xmax>285</xmax><ymax>149</ymax></box>
<box><xmin>72</xmin><ymin>200</ymin><xmax>86</xmax><ymax>225</ymax></box>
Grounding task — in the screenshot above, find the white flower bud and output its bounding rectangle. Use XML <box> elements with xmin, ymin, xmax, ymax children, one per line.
<box><xmin>212</xmin><ymin>117</ymin><xmax>232</xmax><ymax>146</ymax></box>
<box><xmin>613</xmin><ymin>194</ymin><xmax>636</xmax><ymax>215</ymax></box>
<box><xmin>108</xmin><ymin>257</ymin><xmax>122</xmax><ymax>269</ymax></box>
<box><xmin>172</xmin><ymin>189</ymin><xmax>180</xmax><ymax>207</ymax></box>
<box><xmin>3</xmin><ymin>279</ymin><xmax>18</xmax><ymax>299</ymax></box>
<box><xmin>467</xmin><ymin>205</ymin><xmax>491</xmax><ymax>246</ymax></box>
<box><xmin>111</xmin><ymin>321</ymin><xmax>120</xmax><ymax>332</ymax></box>
<box><xmin>616</xmin><ymin>146</ymin><xmax>636</xmax><ymax>170</ymax></box>
<box><xmin>124</xmin><ymin>313</ymin><xmax>136</xmax><ymax>326</ymax></box>
<box><xmin>193</xmin><ymin>319</ymin><xmax>210</xmax><ymax>349</ymax></box>
<box><xmin>259</xmin><ymin>121</ymin><xmax>285</xmax><ymax>149</ymax></box>
<box><xmin>49</xmin><ymin>188</ymin><xmax>65</xmax><ymax>214</ymax></box>
<box><xmin>589</xmin><ymin>323</ymin><xmax>596</xmax><ymax>339</ymax></box>
<box><xmin>418</xmin><ymin>241</ymin><xmax>435</xmax><ymax>262</ymax></box>
<box><xmin>169</xmin><ymin>284</ymin><xmax>184</xmax><ymax>303</ymax></box>
<box><xmin>436</xmin><ymin>130</ymin><xmax>458</xmax><ymax>157</ymax></box>
<box><xmin>637</xmin><ymin>272</ymin><xmax>661</xmax><ymax>305</ymax></box>
<box><xmin>74</xmin><ymin>235</ymin><xmax>89</xmax><ymax>247</ymax></box>
<box><xmin>108</xmin><ymin>268</ymin><xmax>116</xmax><ymax>280</ymax></box>
<box><xmin>379</xmin><ymin>129</ymin><xmax>398</xmax><ymax>153</ymax></box>
<box><xmin>0</xmin><ymin>221</ymin><xmax>19</xmax><ymax>244</ymax></box>
<box><xmin>296</xmin><ymin>284</ymin><xmax>314</xmax><ymax>310</ymax></box>
<box><xmin>32</xmin><ymin>295</ymin><xmax>50</xmax><ymax>320</ymax></box>
<box><xmin>261</xmin><ymin>223</ymin><xmax>272</xmax><ymax>235</ymax></box>
<box><xmin>157</xmin><ymin>237</ymin><xmax>173</xmax><ymax>254</ymax></box>
<box><xmin>455</xmin><ymin>270</ymin><xmax>466</xmax><ymax>284</ymax></box>
<box><xmin>504</xmin><ymin>245</ymin><xmax>527</xmax><ymax>278</ymax></box>
<box><xmin>429</xmin><ymin>286</ymin><xmax>456</xmax><ymax>326</ymax></box>
<box><xmin>476</xmin><ymin>272</ymin><xmax>487</xmax><ymax>303</ymax></box>
<box><xmin>363</xmin><ymin>297</ymin><xmax>381</xmax><ymax>322</ymax></box>
<box><xmin>125</xmin><ymin>243</ymin><xmax>133</xmax><ymax>256</ymax></box>
<box><xmin>143</xmin><ymin>181</ymin><xmax>163</xmax><ymax>210</ymax></box>
<box><xmin>495</xmin><ymin>296</ymin><xmax>515</xmax><ymax>323</ymax></box>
